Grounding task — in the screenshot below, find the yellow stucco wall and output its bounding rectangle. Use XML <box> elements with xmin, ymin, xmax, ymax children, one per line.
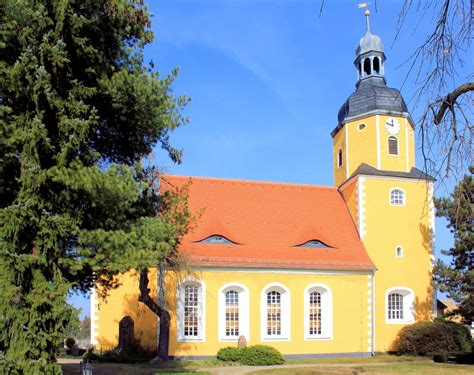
<box><xmin>339</xmin><ymin>177</ymin><xmax>358</xmax><ymax>228</ymax></box>
<box><xmin>333</xmin><ymin>128</ymin><xmax>346</xmax><ymax>186</ymax></box>
<box><xmin>361</xmin><ymin>177</ymin><xmax>434</xmax><ymax>351</ymax></box>
<box><xmin>94</xmin><ymin>270</ymin><xmax>159</xmax><ymax>350</ymax></box>
<box><xmin>95</xmin><ymin>269</ymin><xmax>373</xmax><ymax>356</ymax></box>
<box><xmin>377</xmin><ymin>115</ymin><xmax>415</xmax><ymax>173</ymax></box>
<box><xmin>333</xmin><ymin>115</ymin><xmax>415</xmax><ymax>186</ymax></box>
<box><xmin>345</xmin><ymin>117</ymin><xmax>378</xmax><ymax>179</ymax></box>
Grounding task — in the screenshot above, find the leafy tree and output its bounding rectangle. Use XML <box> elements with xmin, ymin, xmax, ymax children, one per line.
<box><xmin>433</xmin><ymin>167</ymin><xmax>473</xmax><ymax>324</ymax></box>
<box><xmin>0</xmin><ymin>0</ymin><xmax>189</xmax><ymax>372</ymax></box>
<box><xmin>79</xmin><ymin>316</ymin><xmax>91</xmax><ymax>341</ymax></box>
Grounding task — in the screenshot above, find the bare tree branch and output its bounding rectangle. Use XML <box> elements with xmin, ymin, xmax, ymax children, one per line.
<box><xmin>434</xmin><ymin>82</ymin><xmax>474</xmax><ymax>125</ymax></box>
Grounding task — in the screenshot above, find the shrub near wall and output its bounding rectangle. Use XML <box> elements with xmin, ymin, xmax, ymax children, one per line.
<box><xmin>240</xmin><ymin>345</ymin><xmax>285</xmax><ymax>366</ymax></box>
<box><xmin>217</xmin><ymin>345</ymin><xmax>284</xmax><ymax>366</ymax></box>
<box><xmin>397</xmin><ymin>321</ymin><xmax>472</xmax><ymax>355</ymax></box>
<box><xmin>216</xmin><ymin>347</ymin><xmax>243</xmax><ymax>362</ymax></box>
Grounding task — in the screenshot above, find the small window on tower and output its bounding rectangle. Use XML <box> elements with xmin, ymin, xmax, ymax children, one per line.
<box><xmin>388</xmin><ymin>136</ymin><xmax>398</xmax><ymax>155</ymax></box>
<box><xmin>337</xmin><ymin>149</ymin><xmax>343</xmax><ymax>168</ymax></box>
<box><xmin>396</xmin><ymin>246</ymin><xmax>403</xmax><ymax>258</ymax></box>
<box><xmin>358</xmin><ymin>123</ymin><xmax>366</xmax><ymax>131</ymax></box>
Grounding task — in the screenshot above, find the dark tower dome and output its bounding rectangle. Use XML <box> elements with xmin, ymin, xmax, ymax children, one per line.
<box><xmin>337</xmin><ymin>77</ymin><xmax>409</xmax><ymax>125</ymax></box>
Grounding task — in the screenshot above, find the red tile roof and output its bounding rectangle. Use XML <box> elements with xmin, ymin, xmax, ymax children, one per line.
<box><xmin>161</xmin><ymin>175</ymin><xmax>375</xmax><ymax>270</ymax></box>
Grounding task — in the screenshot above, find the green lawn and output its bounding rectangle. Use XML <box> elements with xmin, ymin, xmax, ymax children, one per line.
<box><xmin>248</xmin><ymin>363</ymin><xmax>474</xmax><ymax>375</ymax></box>
<box><xmin>60</xmin><ymin>354</ymin><xmax>473</xmax><ymax>375</ymax></box>
<box><xmin>285</xmin><ymin>354</ymin><xmax>422</xmax><ymax>365</ymax></box>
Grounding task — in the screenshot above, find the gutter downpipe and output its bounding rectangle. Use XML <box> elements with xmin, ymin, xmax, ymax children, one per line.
<box><xmin>371</xmin><ymin>269</ymin><xmax>376</xmax><ymax>355</ymax></box>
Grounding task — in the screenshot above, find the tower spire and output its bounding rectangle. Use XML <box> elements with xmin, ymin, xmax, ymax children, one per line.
<box><xmin>365</xmin><ymin>10</ymin><xmax>370</xmax><ymax>32</ymax></box>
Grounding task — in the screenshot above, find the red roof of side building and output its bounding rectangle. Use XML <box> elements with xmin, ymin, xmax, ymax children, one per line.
<box><xmin>161</xmin><ymin>174</ymin><xmax>375</xmax><ymax>271</ymax></box>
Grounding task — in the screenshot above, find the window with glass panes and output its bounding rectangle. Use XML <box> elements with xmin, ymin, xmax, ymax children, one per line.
<box><xmin>225</xmin><ymin>290</ymin><xmax>239</xmax><ymax>336</ymax></box>
<box><xmin>388</xmin><ymin>293</ymin><xmax>404</xmax><ymax>320</ymax></box>
<box><xmin>309</xmin><ymin>291</ymin><xmax>322</xmax><ymax>335</ymax></box>
<box><xmin>184</xmin><ymin>285</ymin><xmax>199</xmax><ymax>336</ymax></box>
<box><xmin>266</xmin><ymin>291</ymin><xmax>281</xmax><ymax>335</ymax></box>
<box><xmin>390</xmin><ymin>189</ymin><xmax>405</xmax><ymax>205</ymax></box>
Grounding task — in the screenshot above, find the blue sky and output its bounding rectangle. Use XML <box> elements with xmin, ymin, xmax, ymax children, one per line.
<box><xmin>69</xmin><ymin>0</ymin><xmax>468</xmax><ymax>318</ymax></box>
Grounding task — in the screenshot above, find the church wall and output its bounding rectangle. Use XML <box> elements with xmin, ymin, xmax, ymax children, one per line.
<box><xmin>361</xmin><ymin>177</ymin><xmax>434</xmax><ymax>351</ymax></box>
<box><xmin>345</xmin><ymin>116</ymin><xmax>378</xmax><ymax>176</ymax></box>
<box><xmin>94</xmin><ymin>269</ymin><xmax>159</xmax><ymax>351</ymax></box>
<box><xmin>377</xmin><ymin>115</ymin><xmax>414</xmax><ymax>173</ymax></box>
<box><xmin>339</xmin><ymin>177</ymin><xmax>359</xmax><ymax>229</ymax></box>
<box><xmin>165</xmin><ymin>268</ymin><xmax>372</xmax><ymax>357</ymax></box>
<box><xmin>333</xmin><ymin>128</ymin><xmax>347</xmax><ymax>186</ymax></box>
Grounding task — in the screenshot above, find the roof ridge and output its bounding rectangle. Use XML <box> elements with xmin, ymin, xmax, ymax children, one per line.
<box><xmin>162</xmin><ymin>174</ymin><xmax>336</xmax><ymax>190</ymax></box>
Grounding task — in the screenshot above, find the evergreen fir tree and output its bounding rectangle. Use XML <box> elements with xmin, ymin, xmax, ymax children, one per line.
<box><xmin>0</xmin><ymin>1</ymin><xmax>189</xmax><ymax>372</ymax></box>
<box><xmin>434</xmin><ymin>167</ymin><xmax>474</xmax><ymax>324</ymax></box>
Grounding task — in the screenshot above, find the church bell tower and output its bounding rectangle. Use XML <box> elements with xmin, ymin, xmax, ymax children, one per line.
<box><xmin>333</xmin><ymin>11</ymin><xmax>435</xmax><ymax>352</ymax></box>
<box><xmin>332</xmin><ymin>10</ymin><xmax>416</xmax><ymax>187</ymax></box>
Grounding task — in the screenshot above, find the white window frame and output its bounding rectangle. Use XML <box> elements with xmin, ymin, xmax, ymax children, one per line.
<box><xmin>177</xmin><ymin>279</ymin><xmax>206</xmax><ymax>342</ymax></box>
<box><xmin>304</xmin><ymin>283</ymin><xmax>333</xmax><ymax>340</ymax></box>
<box><xmin>218</xmin><ymin>282</ymin><xmax>250</xmax><ymax>342</ymax></box>
<box><xmin>260</xmin><ymin>282</ymin><xmax>291</xmax><ymax>341</ymax></box>
<box><xmin>390</xmin><ymin>188</ymin><xmax>406</xmax><ymax>206</ymax></box>
<box><xmin>385</xmin><ymin>287</ymin><xmax>415</xmax><ymax>324</ymax></box>
<box><xmin>395</xmin><ymin>245</ymin><xmax>404</xmax><ymax>258</ymax></box>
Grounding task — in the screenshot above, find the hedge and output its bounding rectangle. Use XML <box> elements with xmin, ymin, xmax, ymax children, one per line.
<box><xmin>216</xmin><ymin>347</ymin><xmax>243</xmax><ymax>362</ymax></box>
<box><xmin>397</xmin><ymin>320</ymin><xmax>472</xmax><ymax>355</ymax></box>
<box><xmin>217</xmin><ymin>345</ymin><xmax>284</xmax><ymax>366</ymax></box>
<box><xmin>240</xmin><ymin>345</ymin><xmax>285</xmax><ymax>366</ymax></box>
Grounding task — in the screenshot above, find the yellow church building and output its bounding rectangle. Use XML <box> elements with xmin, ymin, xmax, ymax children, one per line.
<box><xmin>91</xmin><ymin>13</ymin><xmax>435</xmax><ymax>359</ymax></box>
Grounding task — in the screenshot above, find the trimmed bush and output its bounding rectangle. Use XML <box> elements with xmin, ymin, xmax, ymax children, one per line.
<box><xmin>82</xmin><ymin>350</ymin><xmax>101</xmax><ymax>362</ymax></box>
<box><xmin>217</xmin><ymin>347</ymin><xmax>243</xmax><ymax>362</ymax></box>
<box><xmin>240</xmin><ymin>345</ymin><xmax>284</xmax><ymax>366</ymax></box>
<box><xmin>456</xmin><ymin>352</ymin><xmax>474</xmax><ymax>364</ymax></box>
<box><xmin>64</xmin><ymin>337</ymin><xmax>75</xmax><ymax>350</ymax></box>
<box><xmin>433</xmin><ymin>354</ymin><xmax>448</xmax><ymax>363</ymax></box>
<box><xmin>397</xmin><ymin>321</ymin><xmax>472</xmax><ymax>355</ymax></box>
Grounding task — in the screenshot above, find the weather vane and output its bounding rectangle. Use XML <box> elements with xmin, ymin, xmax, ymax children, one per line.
<box><xmin>358</xmin><ymin>2</ymin><xmax>371</xmax><ymax>31</ymax></box>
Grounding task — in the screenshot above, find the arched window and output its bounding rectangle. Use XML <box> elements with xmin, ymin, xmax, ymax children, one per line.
<box><xmin>388</xmin><ymin>136</ymin><xmax>398</xmax><ymax>155</ymax></box>
<box><xmin>225</xmin><ymin>291</ymin><xmax>239</xmax><ymax>336</ymax></box>
<box><xmin>304</xmin><ymin>284</ymin><xmax>333</xmax><ymax>339</ymax></box>
<box><xmin>267</xmin><ymin>291</ymin><xmax>281</xmax><ymax>335</ymax></box>
<box><xmin>390</xmin><ymin>188</ymin><xmax>406</xmax><ymax>206</ymax></box>
<box><xmin>373</xmin><ymin>57</ymin><xmax>380</xmax><ymax>74</ymax></box>
<box><xmin>388</xmin><ymin>293</ymin><xmax>404</xmax><ymax>320</ymax></box>
<box><xmin>177</xmin><ymin>280</ymin><xmax>206</xmax><ymax>341</ymax></box>
<box><xmin>218</xmin><ymin>283</ymin><xmax>249</xmax><ymax>341</ymax></box>
<box><xmin>396</xmin><ymin>245</ymin><xmax>404</xmax><ymax>258</ymax></box>
<box><xmin>337</xmin><ymin>148</ymin><xmax>343</xmax><ymax>168</ymax></box>
<box><xmin>184</xmin><ymin>285</ymin><xmax>199</xmax><ymax>337</ymax></box>
<box><xmin>309</xmin><ymin>292</ymin><xmax>321</xmax><ymax>335</ymax></box>
<box><xmin>363</xmin><ymin>58</ymin><xmax>371</xmax><ymax>76</ymax></box>
<box><xmin>261</xmin><ymin>283</ymin><xmax>290</xmax><ymax>340</ymax></box>
<box><xmin>386</xmin><ymin>287</ymin><xmax>415</xmax><ymax>324</ymax></box>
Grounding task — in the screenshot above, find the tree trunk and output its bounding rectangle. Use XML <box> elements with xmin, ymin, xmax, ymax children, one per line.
<box><xmin>138</xmin><ymin>267</ymin><xmax>170</xmax><ymax>361</ymax></box>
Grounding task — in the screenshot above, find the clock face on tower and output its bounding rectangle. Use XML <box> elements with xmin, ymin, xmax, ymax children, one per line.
<box><xmin>384</xmin><ymin>117</ymin><xmax>401</xmax><ymax>135</ymax></box>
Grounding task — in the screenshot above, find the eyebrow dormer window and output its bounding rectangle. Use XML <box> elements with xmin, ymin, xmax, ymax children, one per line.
<box><xmin>198</xmin><ymin>235</ymin><xmax>237</xmax><ymax>245</ymax></box>
<box><xmin>297</xmin><ymin>240</ymin><xmax>331</xmax><ymax>248</ymax></box>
